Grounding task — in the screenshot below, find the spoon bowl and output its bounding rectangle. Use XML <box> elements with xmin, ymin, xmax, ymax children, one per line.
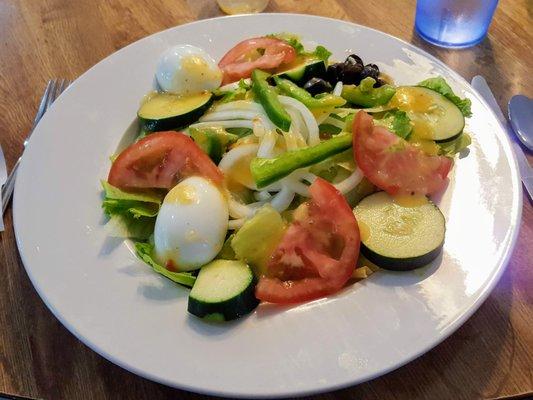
<box><xmin>508</xmin><ymin>95</ymin><xmax>533</xmax><ymax>151</ymax></box>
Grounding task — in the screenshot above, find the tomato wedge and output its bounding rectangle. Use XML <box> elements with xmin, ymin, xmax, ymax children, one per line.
<box><xmin>353</xmin><ymin>111</ymin><xmax>453</xmax><ymax>196</ymax></box>
<box><xmin>218</xmin><ymin>37</ymin><xmax>297</xmax><ymax>85</ymax></box>
<box><xmin>108</xmin><ymin>131</ymin><xmax>223</xmax><ymax>190</ymax></box>
<box><xmin>255</xmin><ymin>178</ymin><xmax>360</xmax><ymax>304</ymax></box>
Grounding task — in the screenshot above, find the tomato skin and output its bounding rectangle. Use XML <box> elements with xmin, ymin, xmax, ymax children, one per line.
<box><xmin>218</xmin><ymin>37</ymin><xmax>297</xmax><ymax>84</ymax></box>
<box><xmin>255</xmin><ymin>178</ymin><xmax>360</xmax><ymax>304</ymax></box>
<box><xmin>353</xmin><ymin>111</ymin><xmax>453</xmax><ymax>196</ymax></box>
<box><xmin>108</xmin><ymin>131</ymin><xmax>223</xmax><ymax>190</ymax></box>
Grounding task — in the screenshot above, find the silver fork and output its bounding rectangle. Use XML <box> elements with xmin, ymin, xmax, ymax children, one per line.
<box><xmin>2</xmin><ymin>79</ymin><xmax>70</xmax><ymax>215</ymax></box>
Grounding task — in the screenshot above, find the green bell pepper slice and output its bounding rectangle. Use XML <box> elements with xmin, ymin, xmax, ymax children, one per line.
<box><xmin>251</xmin><ymin>69</ymin><xmax>291</xmax><ymax>131</ymax></box>
<box><xmin>250</xmin><ymin>133</ymin><xmax>353</xmax><ymax>188</ymax></box>
<box><xmin>341</xmin><ymin>77</ymin><xmax>396</xmax><ymax>107</ymax></box>
<box><xmin>273</xmin><ymin>76</ymin><xmax>346</xmax><ymax>109</ymax></box>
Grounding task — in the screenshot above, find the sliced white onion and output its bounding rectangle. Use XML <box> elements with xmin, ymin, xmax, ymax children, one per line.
<box><xmin>282</xmin><ymin>174</ymin><xmax>311</xmax><ymax>197</ymax></box>
<box><xmin>228</xmin><ymin>218</ymin><xmax>246</xmax><ymax>230</ymax></box>
<box><xmin>218</xmin><ymin>144</ymin><xmax>258</xmax><ymax>190</ymax></box>
<box><xmin>219</xmin><ymin>79</ymin><xmax>251</xmax><ymax>92</ymax></box>
<box><xmin>228</xmin><ymin>186</ymin><xmax>293</xmax><ymax>226</ymax></box>
<box><xmin>200</xmin><ymin>110</ymin><xmax>261</xmax><ymax>122</ymax></box>
<box><xmin>255</xmin><ymin>190</ymin><xmax>272</xmax><ymax>201</ymax></box>
<box><xmin>257</xmin><ymin>130</ymin><xmax>277</xmax><ymax>158</ymax></box>
<box><xmin>189</xmin><ymin>120</ymin><xmax>253</xmax><ymax>130</ymax></box>
<box><xmin>218</xmin><ymin>143</ymin><xmax>258</xmax><ymax>171</ymax></box>
<box><xmin>279</xmin><ymin>96</ymin><xmax>320</xmax><ymax>146</ymax></box>
<box><xmin>315</xmin><ymin>111</ymin><xmax>331</xmax><ymax>125</ymax></box>
<box><xmin>282</xmin><ymin>130</ymin><xmax>299</xmax><ymax>151</ymax></box>
<box><xmin>211</xmin><ymin>100</ymin><xmax>263</xmax><ymax>113</ymax></box>
<box><xmin>269</xmin><ymin>185</ymin><xmax>295</xmax><ymax>212</ymax></box>
<box><xmin>334</xmin><ymin>167</ymin><xmax>364</xmax><ymax>194</ymax></box>
<box><xmin>252</xmin><ymin>118</ymin><xmax>267</xmax><ymax>138</ymax></box>
<box><xmin>228</xmin><ymin>197</ymin><xmax>256</xmax><ymax>219</ymax></box>
<box><xmin>333</xmin><ymin>81</ymin><xmax>343</xmax><ymax>96</ymax></box>
<box><xmin>286</xmin><ymin>107</ymin><xmax>308</xmax><ymax>142</ymax></box>
<box><xmin>323</xmin><ymin>116</ymin><xmax>346</xmax><ymax>129</ymax></box>
<box><xmin>201</xmin><ymin>112</ymin><xmax>275</xmax><ymax>131</ymax></box>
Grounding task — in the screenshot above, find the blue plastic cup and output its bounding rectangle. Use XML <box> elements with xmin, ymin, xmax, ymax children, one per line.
<box><xmin>415</xmin><ymin>0</ymin><xmax>499</xmax><ymax>48</ymax></box>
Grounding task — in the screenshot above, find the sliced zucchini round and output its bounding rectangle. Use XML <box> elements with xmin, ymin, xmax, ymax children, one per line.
<box><xmin>353</xmin><ymin>191</ymin><xmax>445</xmax><ymax>271</ymax></box>
<box><xmin>276</xmin><ymin>59</ymin><xmax>327</xmax><ymax>85</ymax></box>
<box><xmin>188</xmin><ymin>260</ymin><xmax>259</xmax><ymax>321</ymax></box>
<box><xmin>389</xmin><ymin>86</ymin><xmax>464</xmax><ymax>142</ymax></box>
<box><xmin>138</xmin><ymin>91</ymin><xmax>213</xmax><ymax>132</ymax></box>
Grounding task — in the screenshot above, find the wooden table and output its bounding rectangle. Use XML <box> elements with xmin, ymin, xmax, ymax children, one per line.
<box><xmin>0</xmin><ymin>1</ymin><xmax>531</xmax><ymax>399</ymax></box>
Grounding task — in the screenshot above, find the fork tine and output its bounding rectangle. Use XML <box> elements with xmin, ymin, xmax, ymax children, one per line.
<box><xmin>44</xmin><ymin>79</ymin><xmax>58</xmax><ymax>111</ymax></box>
<box><xmin>31</xmin><ymin>80</ymin><xmax>54</xmax><ymax>130</ymax></box>
<box><xmin>59</xmin><ymin>79</ymin><xmax>70</xmax><ymax>96</ymax></box>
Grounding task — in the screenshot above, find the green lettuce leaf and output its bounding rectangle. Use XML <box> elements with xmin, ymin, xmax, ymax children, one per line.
<box><xmin>417</xmin><ymin>77</ymin><xmax>472</xmax><ymax>117</ymax></box>
<box><xmin>267</xmin><ymin>33</ymin><xmax>332</xmax><ymax>63</ymax></box>
<box><xmin>101</xmin><ymin>181</ymin><xmax>162</xmax><ymax>239</ymax></box>
<box><xmin>101</xmin><ymin>181</ymin><xmax>162</xmax><ymax>218</ymax></box>
<box><xmin>374</xmin><ymin>110</ymin><xmax>413</xmax><ymax>139</ymax></box>
<box><xmin>437</xmin><ymin>132</ymin><xmax>472</xmax><ymax>156</ymax></box>
<box><xmin>214</xmin><ymin>79</ymin><xmax>250</xmax><ymax>103</ymax></box>
<box><xmin>310</xmin><ymin>45</ymin><xmax>332</xmax><ymax>63</ymax></box>
<box><xmin>135</xmin><ymin>242</ymin><xmax>196</xmax><ymax>287</ymax></box>
<box><xmin>105</xmin><ymin>214</ymin><xmax>155</xmax><ymax>240</ymax></box>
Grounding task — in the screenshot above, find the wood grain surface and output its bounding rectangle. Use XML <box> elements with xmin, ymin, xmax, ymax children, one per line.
<box><xmin>0</xmin><ymin>0</ymin><xmax>532</xmax><ymax>399</ymax></box>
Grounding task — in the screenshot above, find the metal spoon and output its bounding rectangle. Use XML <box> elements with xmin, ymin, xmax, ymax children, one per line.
<box><xmin>508</xmin><ymin>95</ymin><xmax>533</xmax><ymax>151</ymax></box>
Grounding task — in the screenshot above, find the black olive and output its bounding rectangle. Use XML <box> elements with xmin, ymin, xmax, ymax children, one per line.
<box><xmin>374</xmin><ymin>78</ymin><xmax>385</xmax><ymax>88</ymax></box>
<box><xmin>303</xmin><ymin>77</ymin><xmax>333</xmax><ymax>96</ymax></box>
<box><xmin>345</xmin><ymin>54</ymin><xmax>364</xmax><ymax>69</ymax></box>
<box><xmin>340</xmin><ymin>63</ymin><xmax>363</xmax><ymax>84</ymax></box>
<box><xmin>360</xmin><ymin>63</ymin><xmax>380</xmax><ymax>81</ymax></box>
<box><xmin>326</xmin><ymin>63</ymin><xmax>344</xmax><ymax>85</ymax></box>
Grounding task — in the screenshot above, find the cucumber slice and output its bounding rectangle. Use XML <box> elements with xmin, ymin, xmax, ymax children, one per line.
<box><xmin>138</xmin><ymin>92</ymin><xmax>213</xmax><ymax>132</ymax></box>
<box><xmin>188</xmin><ymin>260</ymin><xmax>259</xmax><ymax>321</ymax></box>
<box><xmin>353</xmin><ymin>191</ymin><xmax>445</xmax><ymax>271</ymax></box>
<box><xmin>389</xmin><ymin>86</ymin><xmax>465</xmax><ymax>142</ymax></box>
<box><xmin>276</xmin><ymin>59</ymin><xmax>326</xmax><ymax>85</ymax></box>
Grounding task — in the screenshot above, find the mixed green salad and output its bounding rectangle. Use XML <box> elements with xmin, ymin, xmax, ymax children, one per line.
<box><xmin>102</xmin><ymin>33</ymin><xmax>472</xmax><ymax>322</ymax></box>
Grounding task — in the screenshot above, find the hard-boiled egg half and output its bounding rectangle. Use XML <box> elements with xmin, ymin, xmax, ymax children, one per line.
<box><xmin>156</xmin><ymin>45</ymin><xmax>222</xmax><ymax>95</ymax></box>
<box><xmin>154</xmin><ymin>176</ymin><xmax>229</xmax><ymax>271</ymax></box>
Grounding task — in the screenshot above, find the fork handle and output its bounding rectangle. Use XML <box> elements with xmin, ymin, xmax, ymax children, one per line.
<box><xmin>2</xmin><ymin>157</ymin><xmax>20</xmax><ymax>215</ymax></box>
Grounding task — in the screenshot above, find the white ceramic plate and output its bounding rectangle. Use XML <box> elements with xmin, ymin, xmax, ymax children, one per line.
<box><xmin>14</xmin><ymin>14</ymin><xmax>522</xmax><ymax>398</ymax></box>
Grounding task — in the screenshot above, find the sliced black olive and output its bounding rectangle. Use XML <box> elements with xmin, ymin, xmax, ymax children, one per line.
<box><xmin>345</xmin><ymin>54</ymin><xmax>364</xmax><ymax>68</ymax></box>
<box><xmin>326</xmin><ymin>63</ymin><xmax>344</xmax><ymax>85</ymax></box>
<box><xmin>360</xmin><ymin>64</ymin><xmax>380</xmax><ymax>81</ymax></box>
<box><xmin>303</xmin><ymin>77</ymin><xmax>333</xmax><ymax>96</ymax></box>
<box><xmin>374</xmin><ymin>78</ymin><xmax>385</xmax><ymax>88</ymax></box>
<box><xmin>340</xmin><ymin>63</ymin><xmax>363</xmax><ymax>85</ymax></box>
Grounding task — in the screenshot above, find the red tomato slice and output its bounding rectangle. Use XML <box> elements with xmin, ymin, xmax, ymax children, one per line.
<box><xmin>108</xmin><ymin>131</ymin><xmax>223</xmax><ymax>190</ymax></box>
<box><xmin>255</xmin><ymin>178</ymin><xmax>360</xmax><ymax>304</ymax></box>
<box><xmin>353</xmin><ymin>111</ymin><xmax>453</xmax><ymax>196</ymax></box>
<box><xmin>218</xmin><ymin>37</ymin><xmax>297</xmax><ymax>84</ymax></box>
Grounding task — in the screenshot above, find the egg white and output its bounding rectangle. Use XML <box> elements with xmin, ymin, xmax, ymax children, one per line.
<box><xmin>154</xmin><ymin>176</ymin><xmax>228</xmax><ymax>271</ymax></box>
<box><xmin>156</xmin><ymin>45</ymin><xmax>222</xmax><ymax>95</ymax></box>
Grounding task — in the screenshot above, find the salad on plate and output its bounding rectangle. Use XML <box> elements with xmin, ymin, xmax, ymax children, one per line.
<box><xmin>101</xmin><ymin>33</ymin><xmax>472</xmax><ymax>322</ymax></box>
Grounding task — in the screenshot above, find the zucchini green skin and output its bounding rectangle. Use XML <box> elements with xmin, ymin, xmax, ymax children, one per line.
<box><xmin>187</xmin><ymin>260</ymin><xmax>259</xmax><ymax>321</ymax></box>
<box><xmin>138</xmin><ymin>94</ymin><xmax>213</xmax><ymax>132</ymax></box>
<box><xmin>391</xmin><ymin>86</ymin><xmax>465</xmax><ymax>142</ymax></box>
<box><xmin>188</xmin><ymin>281</ymin><xmax>258</xmax><ymax>321</ymax></box>
<box><xmin>354</xmin><ymin>191</ymin><xmax>446</xmax><ymax>271</ymax></box>
<box><xmin>277</xmin><ymin>60</ymin><xmax>327</xmax><ymax>85</ymax></box>
<box><xmin>361</xmin><ymin>241</ymin><xmax>443</xmax><ymax>271</ymax></box>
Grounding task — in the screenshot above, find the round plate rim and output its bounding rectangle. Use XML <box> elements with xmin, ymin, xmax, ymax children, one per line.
<box><xmin>13</xmin><ymin>13</ymin><xmax>523</xmax><ymax>398</ymax></box>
